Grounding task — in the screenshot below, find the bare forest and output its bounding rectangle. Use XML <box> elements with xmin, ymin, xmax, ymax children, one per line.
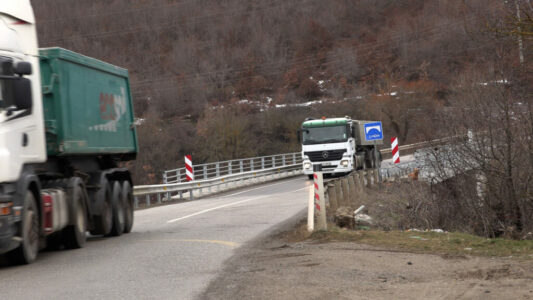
<box><xmin>31</xmin><ymin>0</ymin><xmax>531</xmax><ymax>195</ymax></box>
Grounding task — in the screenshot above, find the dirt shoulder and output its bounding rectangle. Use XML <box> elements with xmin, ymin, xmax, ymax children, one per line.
<box><xmin>201</xmin><ymin>218</ymin><xmax>533</xmax><ymax>300</ymax></box>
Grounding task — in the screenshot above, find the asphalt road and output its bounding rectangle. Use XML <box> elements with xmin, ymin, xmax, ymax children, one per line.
<box><xmin>0</xmin><ymin>177</ymin><xmax>310</xmax><ymax>300</ymax></box>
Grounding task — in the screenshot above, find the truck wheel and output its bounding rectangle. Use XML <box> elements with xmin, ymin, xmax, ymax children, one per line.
<box><xmin>108</xmin><ymin>181</ymin><xmax>125</xmax><ymax>236</ymax></box>
<box><xmin>89</xmin><ymin>180</ymin><xmax>112</xmax><ymax>236</ymax></box>
<box><xmin>10</xmin><ymin>191</ymin><xmax>39</xmax><ymax>264</ymax></box>
<box><xmin>122</xmin><ymin>181</ymin><xmax>134</xmax><ymax>234</ymax></box>
<box><xmin>63</xmin><ymin>183</ymin><xmax>87</xmax><ymax>249</ymax></box>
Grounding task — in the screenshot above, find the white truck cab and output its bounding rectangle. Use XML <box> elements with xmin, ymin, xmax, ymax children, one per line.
<box><xmin>0</xmin><ymin>0</ymin><xmax>47</xmax><ymax>184</ymax></box>
<box><xmin>300</xmin><ymin>117</ymin><xmax>383</xmax><ymax>178</ymax></box>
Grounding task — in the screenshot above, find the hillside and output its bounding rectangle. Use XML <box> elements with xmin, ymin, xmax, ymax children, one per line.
<box><xmin>31</xmin><ymin>0</ymin><xmax>531</xmax><ymax>184</ymax></box>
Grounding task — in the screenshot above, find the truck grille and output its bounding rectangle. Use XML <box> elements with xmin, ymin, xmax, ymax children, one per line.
<box><xmin>304</xmin><ymin>150</ymin><xmax>346</xmax><ymax>162</ymax></box>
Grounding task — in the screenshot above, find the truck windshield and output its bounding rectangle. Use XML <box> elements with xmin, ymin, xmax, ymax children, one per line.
<box><xmin>302</xmin><ymin>125</ymin><xmax>348</xmax><ymax>145</ymax></box>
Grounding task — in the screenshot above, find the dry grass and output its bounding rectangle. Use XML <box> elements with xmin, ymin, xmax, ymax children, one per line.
<box><xmin>309</xmin><ymin>226</ymin><xmax>533</xmax><ymax>259</ymax></box>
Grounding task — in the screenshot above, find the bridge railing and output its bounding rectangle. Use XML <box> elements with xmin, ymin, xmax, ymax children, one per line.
<box><xmin>163</xmin><ymin>152</ymin><xmax>302</xmax><ymax>184</ymax></box>
<box><xmin>133</xmin><ymin>153</ymin><xmax>303</xmax><ymax>208</ymax></box>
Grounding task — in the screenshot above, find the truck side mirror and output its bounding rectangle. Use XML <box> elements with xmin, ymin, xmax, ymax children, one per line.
<box><xmin>14</xmin><ymin>62</ymin><xmax>32</xmax><ymax>76</ymax></box>
<box><xmin>13</xmin><ymin>78</ymin><xmax>32</xmax><ymax>110</ymax></box>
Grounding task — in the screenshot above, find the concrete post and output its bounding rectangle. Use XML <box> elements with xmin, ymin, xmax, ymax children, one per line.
<box><xmin>340</xmin><ymin>177</ymin><xmax>349</xmax><ymax>207</ymax></box>
<box><xmin>327</xmin><ymin>183</ymin><xmax>338</xmax><ymax>217</ymax></box>
<box><xmin>366</xmin><ymin>170</ymin><xmax>373</xmax><ymax>187</ymax></box>
<box><xmin>347</xmin><ymin>175</ymin><xmax>356</xmax><ymax>205</ymax></box>
<box><xmin>307</xmin><ymin>184</ymin><xmax>314</xmax><ymax>232</ymax></box>
<box><xmin>358</xmin><ymin>170</ymin><xmax>366</xmax><ymax>188</ymax></box>
<box><xmin>334</xmin><ymin>180</ymin><xmax>343</xmax><ymax>206</ymax></box>
<box><xmin>373</xmin><ymin>168</ymin><xmax>380</xmax><ymax>185</ymax></box>
<box><xmin>353</xmin><ymin>172</ymin><xmax>363</xmax><ymax>193</ymax></box>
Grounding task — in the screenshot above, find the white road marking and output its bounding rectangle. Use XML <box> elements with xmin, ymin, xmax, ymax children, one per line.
<box><xmin>167</xmin><ymin>186</ymin><xmax>309</xmax><ymax>224</ymax></box>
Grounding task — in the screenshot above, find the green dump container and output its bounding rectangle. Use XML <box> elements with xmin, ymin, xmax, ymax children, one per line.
<box><xmin>39</xmin><ymin>48</ymin><xmax>138</xmax><ymax>158</ymax></box>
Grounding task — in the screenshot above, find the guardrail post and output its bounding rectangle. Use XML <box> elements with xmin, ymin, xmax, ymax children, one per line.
<box><xmin>240</xmin><ymin>160</ymin><xmax>244</xmax><ymax>173</ymax></box>
<box><xmin>163</xmin><ymin>173</ymin><xmax>170</xmax><ymax>201</ymax></box>
<box><xmin>282</xmin><ymin>155</ymin><xmax>286</xmax><ymax>166</ymax></box>
<box><xmin>145</xmin><ymin>194</ymin><xmax>150</xmax><ymax>207</ymax></box>
<box><xmin>273</xmin><ymin>156</ymin><xmax>276</xmax><ymax>167</ymax></box>
<box><xmin>134</xmin><ymin>196</ymin><xmax>139</xmax><ymax>209</ymax></box>
<box><xmin>293</xmin><ymin>153</ymin><xmax>296</xmax><ymax>164</ymax></box>
<box><xmin>216</xmin><ymin>162</ymin><xmax>220</xmax><ymax>177</ymax></box>
<box><xmin>157</xmin><ymin>193</ymin><xmax>161</xmax><ymax>204</ymax></box>
<box><xmin>203</xmin><ymin>165</ymin><xmax>207</xmax><ymax>180</ymax></box>
<box><xmin>261</xmin><ymin>157</ymin><xmax>265</xmax><ymax>169</ymax></box>
<box><xmin>250</xmin><ymin>159</ymin><xmax>254</xmax><ymax>171</ymax></box>
<box><xmin>228</xmin><ymin>161</ymin><xmax>232</xmax><ymax>174</ymax></box>
<box><xmin>190</xmin><ymin>189</ymin><xmax>194</xmax><ymax>201</ymax></box>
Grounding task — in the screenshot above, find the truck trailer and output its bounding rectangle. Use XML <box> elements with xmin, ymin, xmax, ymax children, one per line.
<box><xmin>0</xmin><ymin>2</ymin><xmax>138</xmax><ymax>264</ymax></box>
<box><xmin>300</xmin><ymin>117</ymin><xmax>383</xmax><ymax>178</ymax></box>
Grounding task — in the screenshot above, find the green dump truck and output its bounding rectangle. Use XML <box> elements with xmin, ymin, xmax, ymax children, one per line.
<box><xmin>0</xmin><ymin>2</ymin><xmax>138</xmax><ymax>264</ymax></box>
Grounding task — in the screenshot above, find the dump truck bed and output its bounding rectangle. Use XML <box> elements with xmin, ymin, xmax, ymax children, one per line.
<box><xmin>39</xmin><ymin>47</ymin><xmax>137</xmax><ymax>158</ymax></box>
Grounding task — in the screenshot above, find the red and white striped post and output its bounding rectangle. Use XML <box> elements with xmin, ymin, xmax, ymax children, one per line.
<box><xmin>308</xmin><ymin>165</ymin><xmax>326</xmax><ymax>232</ymax></box>
<box><xmin>185</xmin><ymin>155</ymin><xmax>194</xmax><ymax>200</ymax></box>
<box><xmin>391</xmin><ymin>137</ymin><xmax>400</xmax><ymax>164</ymax></box>
<box><xmin>185</xmin><ymin>155</ymin><xmax>194</xmax><ymax>181</ymax></box>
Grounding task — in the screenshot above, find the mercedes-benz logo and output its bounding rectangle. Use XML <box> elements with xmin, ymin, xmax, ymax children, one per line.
<box><xmin>322</xmin><ymin>151</ymin><xmax>329</xmax><ymax>159</ymax></box>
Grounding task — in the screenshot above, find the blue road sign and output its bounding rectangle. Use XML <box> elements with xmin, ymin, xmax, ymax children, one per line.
<box><xmin>364</xmin><ymin>121</ymin><xmax>383</xmax><ymax>141</ymax></box>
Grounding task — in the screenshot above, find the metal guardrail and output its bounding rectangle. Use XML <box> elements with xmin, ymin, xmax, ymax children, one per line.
<box><xmin>163</xmin><ymin>152</ymin><xmax>302</xmax><ymax>184</ymax></box>
<box><xmin>379</xmin><ymin>135</ymin><xmax>464</xmax><ymax>155</ymax></box>
<box><xmin>133</xmin><ymin>135</ymin><xmax>466</xmax><ymax>208</ymax></box>
<box><xmin>134</xmin><ymin>163</ymin><xmax>302</xmax><ymax>208</ymax></box>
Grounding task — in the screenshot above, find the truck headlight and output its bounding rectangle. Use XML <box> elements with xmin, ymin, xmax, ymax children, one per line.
<box><xmin>340</xmin><ymin>160</ymin><xmax>349</xmax><ymax>167</ymax></box>
<box><xmin>0</xmin><ymin>202</ymin><xmax>13</xmax><ymax>216</ymax></box>
<box><xmin>303</xmin><ymin>162</ymin><xmax>311</xmax><ymax>169</ymax></box>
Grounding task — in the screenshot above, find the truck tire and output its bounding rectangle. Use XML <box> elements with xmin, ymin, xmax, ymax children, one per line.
<box><xmin>122</xmin><ymin>181</ymin><xmax>134</xmax><ymax>234</ymax></box>
<box><xmin>10</xmin><ymin>191</ymin><xmax>39</xmax><ymax>264</ymax></box>
<box><xmin>108</xmin><ymin>181</ymin><xmax>125</xmax><ymax>236</ymax></box>
<box><xmin>89</xmin><ymin>179</ymin><xmax>112</xmax><ymax>236</ymax></box>
<box><xmin>63</xmin><ymin>183</ymin><xmax>87</xmax><ymax>249</ymax></box>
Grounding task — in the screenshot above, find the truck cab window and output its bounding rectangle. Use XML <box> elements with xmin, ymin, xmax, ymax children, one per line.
<box><xmin>0</xmin><ymin>57</ymin><xmax>15</xmax><ymax>111</ymax></box>
<box><xmin>302</xmin><ymin>125</ymin><xmax>348</xmax><ymax>145</ymax></box>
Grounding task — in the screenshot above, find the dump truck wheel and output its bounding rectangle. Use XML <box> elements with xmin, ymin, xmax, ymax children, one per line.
<box><xmin>10</xmin><ymin>191</ymin><xmax>39</xmax><ymax>264</ymax></box>
<box><xmin>108</xmin><ymin>181</ymin><xmax>125</xmax><ymax>236</ymax></box>
<box><xmin>63</xmin><ymin>183</ymin><xmax>87</xmax><ymax>249</ymax></box>
<box><xmin>89</xmin><ymin>179</ymin><xmax>112</xmax><ymax>236</ymax></box>
<box><xmin>122</xmin><ymin>181</ymin><xmax>134</xmax><ymax>234</ymax></box>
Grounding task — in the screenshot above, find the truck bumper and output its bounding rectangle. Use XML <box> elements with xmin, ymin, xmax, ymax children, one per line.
<box><xmin>302</xmin><ymin>160</ymin><xmax>353</xmax><ymax>175</ymax></box>
<box><xmin>0</xmin><ymin>192</ymin><xmax>19</xmax><ymax>255</ymax></box>
<box><xmin>0</xmin><ymin>215</ymin><xmax>18</xmax><ymax>254</ymax></box>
